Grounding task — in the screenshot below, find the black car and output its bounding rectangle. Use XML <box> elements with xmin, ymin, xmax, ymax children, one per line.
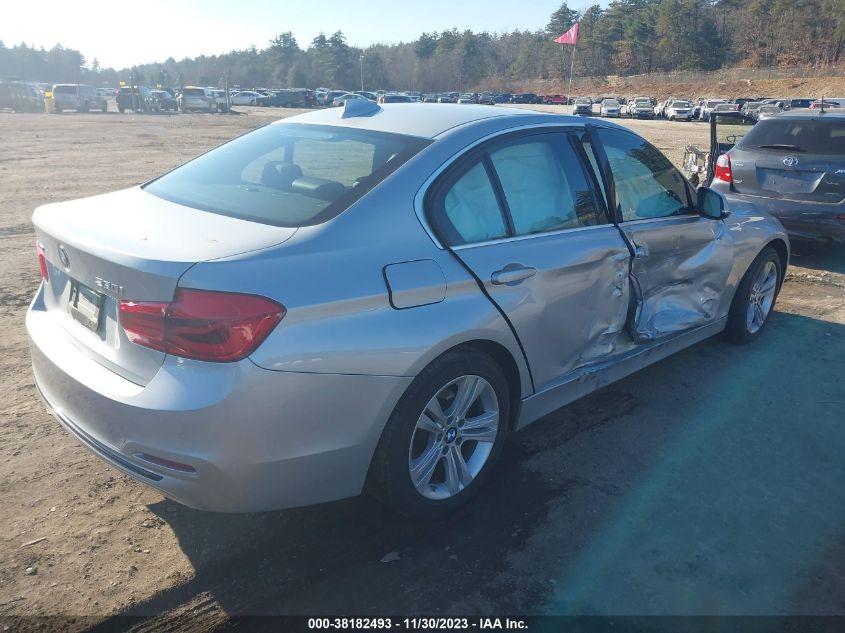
<box><xmin>509</xmin><ymin>93</ymin><xmax>541</xmax><ymax>104</ymax></box>
<box><xmin>573</xmin><ymin>98</ymin><xmax>594</xmax><ymax>115</ymax></box>
<box><xmin>256</xmin><ymin>89</ymin><xmax>315</xmax><ymax>108</ymax></box>
<box><xmin>116</xmin><ymin>86</ymin><xmax>151</xmax><ymax>113</ymax></box>
<box><xmin>149</xmin><ymin>90</ymin><xmax>178</xmax><ymax>112</ymax></box>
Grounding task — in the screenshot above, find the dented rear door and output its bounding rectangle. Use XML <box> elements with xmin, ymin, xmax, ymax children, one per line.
<box><xmin>429</xmin><ymin>130</ymin><xmax>631</xmax><ymax>393</ymax></box>
<box><xmin>593</xmin><ymin>127</ymin><xmax>734</xmax><ymax>340</ymax></box>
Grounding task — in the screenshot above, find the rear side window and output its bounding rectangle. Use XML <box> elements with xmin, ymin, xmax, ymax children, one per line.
<box><xmin>738</xmin><ymin>118</ymin><xmax>845</xmax><ymax>155</ymax></box>
<box><xmin>441</xmin><ymin>162</ymin><xmax>509</xmax><ymax>245</ymax></box>
<box><xmin>596</xmin><ymin>128</ymin><xmax>690</xmax><ymax>221</ymax></box>
<box><xmin>144</xmin><ymin>123</ymin><xmax>429</xmax><ymax>227</ymax></box>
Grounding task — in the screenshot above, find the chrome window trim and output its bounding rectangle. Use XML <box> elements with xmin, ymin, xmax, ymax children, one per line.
<box><xmin>451</xmin><ymin>222</ymin><xmax>621</xmax><ymax>251</ymax></box>
<box><xmin>413</xmin><ymin>122</ymin><xmax>588</xmax><ymax>249</ymax></box>
<box><xmin>620</xmin><ymin>213</ymin><xmax>702</xmax><ymax>227</ymax></box>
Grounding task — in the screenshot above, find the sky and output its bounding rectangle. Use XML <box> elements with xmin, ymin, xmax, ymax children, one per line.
<box><xmin>2</xmin><ymin>0</ymin><xmax>579</xmax><ymax>69</ymax></box>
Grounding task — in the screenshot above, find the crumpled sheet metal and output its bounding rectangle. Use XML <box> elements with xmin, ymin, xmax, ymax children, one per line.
<box><xmin>628</xmin><ymin>222</ymin><xmax>732</xmax><ymax>341</ymax></box>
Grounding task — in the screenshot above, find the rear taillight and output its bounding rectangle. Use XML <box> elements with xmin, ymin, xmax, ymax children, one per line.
<box><xmin>36</xmin><ymin>241</ymin><xmax>48</xmax><ymax>282</ymax></box>
<box><xmin>714</xmin><ymin>154</ymin><xmax>732</xmax><ymax>183</ymax></box>
<box><xmin>119</xmin><ymin>289</ymin><xmax>285</xmax><ymax>362</ymax></box>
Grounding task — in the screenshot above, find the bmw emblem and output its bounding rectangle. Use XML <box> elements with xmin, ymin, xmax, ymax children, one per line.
<box><xmin>445</xmin><ymin>427</ymin><xmax>458</xmax><ymax>443</ymax></box>
<box><xmin>782</xmin><ymin>156</ymin><xmax>799</xmax><ymax>167</ymax></box>
<box><xmin>58</xmin><ymin>245</ymin><xmax>70</xmax><ymax>269</ymax></box>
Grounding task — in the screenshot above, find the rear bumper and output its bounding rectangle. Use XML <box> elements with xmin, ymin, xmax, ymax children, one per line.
<box><xmin>716</xmin><ymin>189</ymin><xmax>845</xmax><ymax>243</ymax></box>
<box><xmin>27</xmin><ymin>287</ymin><xmax>411</xmax><ymax>512</ymax></box>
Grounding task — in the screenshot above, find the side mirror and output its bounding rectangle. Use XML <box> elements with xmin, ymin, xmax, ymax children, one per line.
<box><xmin>697</xmin><ymin>186</ymin><xmax>729</xmax><ymax>220</ymax></box>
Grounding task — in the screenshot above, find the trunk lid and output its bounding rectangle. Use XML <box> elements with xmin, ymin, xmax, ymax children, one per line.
<box><xmin>729</xmin><ymin>147</ymin><xmax>845</xmax><ymax>203</ymax></box>
<box><xmin>33</xmin><ymin>187</ymin><xmax>297</xmax><ymax>385</ymax></box>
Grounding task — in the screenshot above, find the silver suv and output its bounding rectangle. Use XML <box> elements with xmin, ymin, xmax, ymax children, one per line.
<box><xmin>52</xmin><ymin>84</ymin><xmax>107</xmax><ymax>113</ymax></box>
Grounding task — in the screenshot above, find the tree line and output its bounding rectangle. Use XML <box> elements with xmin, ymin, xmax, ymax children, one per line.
<box><xmin>2</xmin><ymin>0</ymin><xmax>843</xmax><ymax>92</ymax></box>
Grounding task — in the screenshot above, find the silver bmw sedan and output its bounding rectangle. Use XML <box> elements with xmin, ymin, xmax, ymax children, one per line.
<box><xmin>28</xmin><ymin>101</ymin><xmax>789</xmax><ymax>518</ymax></box>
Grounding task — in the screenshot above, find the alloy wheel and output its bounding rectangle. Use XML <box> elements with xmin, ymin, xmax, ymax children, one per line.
<box><xmin>408</xmin><ymin>375</ymin><xmax>499</xmax><ymax>500</ymax></box>
<box><xmin>746</xmin><ymin>260</ymin><xmax>778</xmax><ymax>334</ymax></box>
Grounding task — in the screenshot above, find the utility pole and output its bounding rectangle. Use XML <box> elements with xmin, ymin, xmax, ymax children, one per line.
<box><xmin>360</xmin><ymin>53</ymin><xmax>364</xmax><ymax>91</ymax></box>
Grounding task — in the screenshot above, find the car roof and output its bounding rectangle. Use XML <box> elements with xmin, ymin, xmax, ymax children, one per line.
<box><xmin>277</xmin><ymin>103</ymin><xmax>543</xmax><ymax>138</ymax></box>
<box><xmin>774</xmin><ymin>109</ymin><xmax>845</xmax><ymax>119</ymax></box>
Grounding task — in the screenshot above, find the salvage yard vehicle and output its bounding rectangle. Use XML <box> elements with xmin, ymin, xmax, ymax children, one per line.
<box><xmin>178</xmin><ymin>86</ymin><xmax>218</xmax><ymax>112</ymax></box>
<box><xmin>600</xmin><ymin>98</ymin><xmax>621</xmax><ymax>117</ymax></box>
<box><xmin>0</xmin><ymin>79</ymin><xmax>43</xmax><ymax>112</ymax></box>
<box><xmin>52</xmin><ymin>84</ymin><xmax>107</xmax><ymax>113</ymax></box>
<box><xmin>28</xmin><ymin>102</ymin><xmax>789</xmax><ymax>518</ymax></box>
<box><xmin>333</xmin><ymin>93</ymin><xmax>368</xmax><ymax>107</ymax></box>
<box><xmin>542</xmin><ymin>94</ymin><xmax>568</xmax><ymax>105</ymax></box>
<box><xmin>230</xmin><ymin>90</ymin><xmax>262</xmax><ymax>106</ymax></box>
<box><xmin>627</xmin><ymin>97</ymin><xmax>654</xmax><ymax>118</ymax></box>
<box><xmin>699</xmin><ymin>99</ymin><xmax>728</xmax><ymax>121</ymax></box>
<box><xmin>378</xmin><ymin>93</ymin><xmax>412</xmax><ymax>103</ymax></box>
<box><xmin>666</xmin><ymin>100</ymin><xmax>694</xmax><ymax>121</ymax></box>
<box><xmin>149</xmin><ymin>90</ymin><xmax>178</xmax><ymax>112</ymax></box>
<box><xmin>574</xmin><ymin>96</ymin><xmax>593</xmax><ymax>115</ymax></box>
<box><xmin>756</xmin><ymin>105</ymin><xmax>783</xmax><ymax>121</ymax></box>
<box><xmin>710</xmin><ymin>110</ymin><xmax>845</xmax><ymax>243</ymax></box>
<box><xmin>116</xmin><ymin>86</ymin><xmax>151</xmax><ymax>113</ymax></box>
<box><xmin>741</xmin><ymin>101</ymin><xmax>765</xmax><ymax>121</ymax></box>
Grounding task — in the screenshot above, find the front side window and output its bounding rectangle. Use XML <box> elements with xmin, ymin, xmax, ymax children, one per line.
<box><xmin>144</xmin><ymin>123</ymin><xmax>429</xmax><ymax>227</ymax></box>
<box><xmin>596</xmin><ymin>128</ymin><xmax>690</xmax><ymax>221</ymax></box>
<box><xmin>489</xmin><ymin>136</ymin><xmax>599</xmax><ymax>235</ymax></box>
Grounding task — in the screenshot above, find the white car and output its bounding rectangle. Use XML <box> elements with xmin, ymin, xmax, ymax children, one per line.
<box><xmin>231</xmin><ymin>91</ymin><xmax>262</xmax><ymax>106</ymax></box>
<box><xmin>600</xmin><ymin>99</ymin><xmax>621</xmax><ymax>117</ymax></box>
<box><xmin>666</xmin><ymin>100</ymin><xmax>694</xmax><ymax>121</ymax></box>
<box><xmin>699</xmin><ymin>99</ymin><xmax>728</xmax><ymax>121</ymax></box>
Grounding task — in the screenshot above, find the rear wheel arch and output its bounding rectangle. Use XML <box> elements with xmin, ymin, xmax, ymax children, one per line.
<box><xmin>453</xmin><ymin>340</ymin><xmax>523</xmax><ymax>429</ymax></box>
<box><xmin>766</xmin><ymin>238</ymin><xmax>789</xmax><ymax>286</ymax></box>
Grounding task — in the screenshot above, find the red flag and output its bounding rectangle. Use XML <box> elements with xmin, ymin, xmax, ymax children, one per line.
<box><xmin>554</xmin><ymin>22</ymin><xmax>580</xmax><ymax>46</ymax></box>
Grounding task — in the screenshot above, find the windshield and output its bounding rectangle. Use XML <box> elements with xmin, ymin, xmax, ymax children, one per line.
<box><xmin>635</xmin><ymin>99</ymin><xmax>650</xmax><ymax>106</ymax></box>
<box><xmin>575</xmin><ymin>98</ymin><xmax>591</xmax><ymax>105</ymax></box>
<box><xmin>738</xmin><ymin>118</ymin><xmax>845</xmax><ymax>154</ymax></box>
<box><xmin>673</xmin><ymin>101</ymin><xmax>691</xmax><ymax>107</ymax></box>
<box><xmin>144</xmin><ymin>123</ymin><xmax>430</xmax><ymax>227</ymax></box>
<box><xmin>184</xmin><ymin>88</ymin><xmax>205</xmax><ymax>97</ymax></box>
<box><xmin>602</xmin><ymin>99</ymin><xmax>618</xmax><ymax>106</ymax></box>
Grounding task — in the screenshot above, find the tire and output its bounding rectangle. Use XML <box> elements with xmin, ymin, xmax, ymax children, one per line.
<box><xmin>101</xmin><ymin>104</ymin><xmax>107</xmax><ymax>113</ymax></box>
<box><xmin>118</xmin><ymin>106</ymin><xmax>125</xmax><ymax>113</ymax></box>
<box><xmin>724</xmin><ymin>246</ymin><xmax>782</xmax><ymax>344</ymax></box>
<box><xmin>367</xmin><ymin>348</ymin><xmax>511</xmax><ymax>519</ymax></box>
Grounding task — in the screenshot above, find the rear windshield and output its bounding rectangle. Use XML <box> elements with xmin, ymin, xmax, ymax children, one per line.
<box><xmin>738</xmin><ymin>118</ymin><xmax>845</xmax><ymax>154</ymax></box>
<box><xmin>53</xmin><ymin>85</ymin><xmax>76</xmax><ymax>94</ymax></box>
<box><xmin>144</xmin><ymin>123</ymin><xmax>430</xmax><ymax>227</ymax></box>
<box><xmin>183</xmin><ymin>88</ymin><xmax>205</xmax><ymax>96</ymax></box>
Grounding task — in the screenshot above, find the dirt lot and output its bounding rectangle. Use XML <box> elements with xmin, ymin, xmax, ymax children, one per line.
<box><xmin>0</xmin><ymin>105</ymin><xmax>843</xmax><ymax>628</ymax></box>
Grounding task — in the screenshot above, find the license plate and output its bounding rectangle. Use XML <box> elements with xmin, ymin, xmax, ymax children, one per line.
<box><xmin>69</xmin><ymin>281</ymin><xmax>104</xmax><ymax>332</ymax></box>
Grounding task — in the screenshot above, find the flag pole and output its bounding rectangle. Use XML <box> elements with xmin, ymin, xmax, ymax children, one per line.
<box><xmin>568</xmin><ymin>15</ymin><xmax>579</xmax><ymax>96</ymax></box>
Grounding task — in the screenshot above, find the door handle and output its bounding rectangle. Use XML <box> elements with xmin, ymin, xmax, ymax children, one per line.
<box><xmin>491</xmin><ymin>265</ymin><xmax>537</xmax><ymax>285</ymax></box>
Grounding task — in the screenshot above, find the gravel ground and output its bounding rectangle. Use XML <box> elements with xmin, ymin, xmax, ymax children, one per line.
<box><xmin>0</xmin><ymin>104</ymin><xmax>843</xmax><ymax>628</ymax></box>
